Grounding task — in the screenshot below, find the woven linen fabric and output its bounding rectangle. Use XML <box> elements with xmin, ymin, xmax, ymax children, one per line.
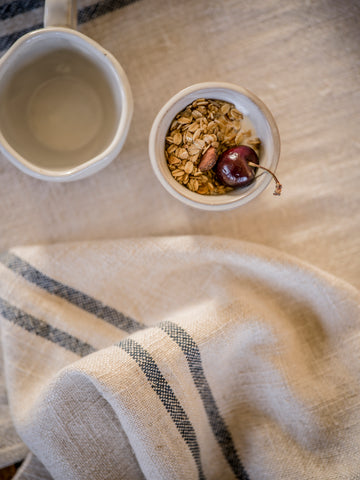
<box><xmin>0</xmin><ymin>236</ymin><xmax>359</xmax><ymax>480</ymax></box>
<box><xmin>0</xmin><ymin>0</ymin><xmax>360</xmax><ymax>478</ymax></box>
<box><xmin>0</xmin><ymin>0</ymin><xmax>359</xmax><ymax>289</ymax></box>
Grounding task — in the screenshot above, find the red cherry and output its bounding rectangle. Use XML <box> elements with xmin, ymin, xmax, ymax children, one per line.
<box><xmin>216</xmin><ymin>146</ymin><xmax>259</xmax><ymax>187</ymax></box>
<box><xmin>216</xmin><ymin>145</ymin><xmax>282</xmax><ymax>195</ymax></box>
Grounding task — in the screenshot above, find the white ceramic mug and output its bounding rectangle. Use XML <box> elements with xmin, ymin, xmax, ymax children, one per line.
<box><xmin>0</xmin><ymin>0</ymin><xmax>133</xmax><ymax>181</ymax></box>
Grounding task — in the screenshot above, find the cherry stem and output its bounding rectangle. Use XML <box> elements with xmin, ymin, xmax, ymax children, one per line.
<box><xmin>248</xmin><ymin>162</ymin><xmax>282</xmax><ymax>196</ymax></box>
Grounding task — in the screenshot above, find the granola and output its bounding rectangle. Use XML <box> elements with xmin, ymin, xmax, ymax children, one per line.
<box><xmin>165</xmin><ymin>99</ymin><xmax>261</xmax><ymax>195</ymax></box>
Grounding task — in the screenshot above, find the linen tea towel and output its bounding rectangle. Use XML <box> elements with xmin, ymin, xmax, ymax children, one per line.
<box><xmin>0</xmin><ymin>235</ymin><xmax>360</xmax><ymax>479</ymax></box>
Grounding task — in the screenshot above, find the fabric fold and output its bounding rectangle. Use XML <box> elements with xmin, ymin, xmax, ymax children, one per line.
<box><xmin>0</xmin><ymin>236</ymin><xmax>359</xmax><ymax>479</ymax></box>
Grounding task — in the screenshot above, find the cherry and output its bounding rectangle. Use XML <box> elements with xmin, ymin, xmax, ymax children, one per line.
<box><xmin>216</xmin><ymin>146</ymin><xmax>258</xmax><ymax>187</ymax></box>
<box><xmin>216</xmin><ymin>145</ymin><xmax>282</xmax><ymax>195</ymax></box>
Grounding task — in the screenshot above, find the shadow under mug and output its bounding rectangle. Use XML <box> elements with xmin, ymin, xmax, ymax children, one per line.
<box><xmin>0</xmin><ymin>0</ymin><xmax>133</xmax><ymax>181</ymax></box>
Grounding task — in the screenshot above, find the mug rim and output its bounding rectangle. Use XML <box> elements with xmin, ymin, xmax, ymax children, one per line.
<box><xmin>0</xmin><ymin>27</ymin><xmax>133</xmax><ymax>181</ymax></box>
<box><xmin>148</xmin><ymin>82</ymin><xmax>281</xmax><ymax>211</ymax></box>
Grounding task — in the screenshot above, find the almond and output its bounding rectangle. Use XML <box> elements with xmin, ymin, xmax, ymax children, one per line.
<box><xmin>198</xmin><ymin>147</ymin><xmax>217</xmax><ymax>172</ymax></box>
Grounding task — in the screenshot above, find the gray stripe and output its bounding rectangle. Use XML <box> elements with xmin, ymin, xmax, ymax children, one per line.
<box><xmin>1</xmin><ymin>1</ymin><xmax>43</xmax><ymax>21</ymax></box>
<box><xmin>78</xmin><ymin>0</ymin><xmax>141</xmax><ymax>24</ymax></box>
<box><xmin>158</xmin><ymin>321</ymin><xmax>250</xmax><ymax>480</ymax></box>
<box><xmin>0</xmin><ymin>297</ymin><xmax>95</xmax><ymax>357</ymax></box>
<box><xmin>117</xmin><ymin>338</ymin><xmax>205</xmax><ymax>480</ymax></box>
<box><xmin>0</xmin><ymin>0</ymin><xmax>140</xmax><ymax>21</ymax></box>
<box><xmin>0</xmin><ymin>0</ymin><xmax>141</xmax><ymax>52</ymax></box>
<box><xmin>0</xmin><ymin>252</ymin><xmax>145</xmax><ymax>333</ymax></box>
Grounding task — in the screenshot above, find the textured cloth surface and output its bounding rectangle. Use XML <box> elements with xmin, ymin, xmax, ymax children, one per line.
<box><xmin>0</xmin><ymin>0</ymin><xmax>359</xmax><ymax>289</ymax></box>
<box><xmin>0</xmin><ymin>0</ymin><xmax>359</xmax><ymax>478</ymax></box>
<box><xmin>0</xmin><ymin>236</ymin><xmax>359</xmax><ymax>480</ymax></box>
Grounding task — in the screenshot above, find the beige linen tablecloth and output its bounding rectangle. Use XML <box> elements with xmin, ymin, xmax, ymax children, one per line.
<box><xmin>0</xmin><ymin>1</ymin><xmax>359</xmax><ymax>479</ymax></box>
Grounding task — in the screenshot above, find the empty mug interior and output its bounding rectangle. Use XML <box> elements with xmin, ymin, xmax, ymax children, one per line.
<box><xmin>0</xmin><ymin>30</ymin><xmax>122</xmax><ymax>173</ymax></box>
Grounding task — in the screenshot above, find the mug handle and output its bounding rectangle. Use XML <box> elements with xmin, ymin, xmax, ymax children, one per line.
<box><xmin>44</xmin><ymin>0</ymin><xmax>77</xmax><ymax>29</ymax></box>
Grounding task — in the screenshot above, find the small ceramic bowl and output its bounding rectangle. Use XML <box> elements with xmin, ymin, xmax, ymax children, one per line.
<box><xmin>149</xmin><ymin>82</ymin><xmax>280</xmax><ymax>211</ymax></box>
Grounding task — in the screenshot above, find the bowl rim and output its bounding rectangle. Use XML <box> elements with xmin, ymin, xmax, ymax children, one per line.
<box><xmin>149</xmin><ymin>81</ymin><xmax>280</xmax><ymax>211</ymax></box>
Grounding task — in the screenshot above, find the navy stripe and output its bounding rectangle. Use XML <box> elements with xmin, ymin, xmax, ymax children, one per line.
<box><xmin>0</xmin><ymin>297</ymin><xmax>95</xmax><ymax>357</ymax></box>
<box><xmin>0</xmin><ymin>0</ymin><xmax>43</xmax><ymax>20</ymax></box>
<box><xmin>78</xmin><ymin>0</ymin><xmax>141</xmax><ymax>24</ymax></box>
<box><xmin>0</xmin><ymin>252</ymin><xmax>145</xmax><ymax>333</ymax></box>
<box><xmin>159</xmin><ymin>321</ymin><xmax>250</xmax><ymax>480</ymax></box>
<box><xmin>0</xmin><ymin>0</ymin><xmax>141</xmax><ymax>51</ymax></box>
<box><xmin>117</xmin><ymin>338</ymin><xmax>205</xmax><ymax>480</ymax></box>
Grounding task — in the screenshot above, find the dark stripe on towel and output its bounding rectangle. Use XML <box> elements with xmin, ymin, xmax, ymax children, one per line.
<box><xmin>0</xmin><ymin>252</ymin><xmax>145</xmax><ymax>333</ymax></box>
<box><xmin>117</xmin><ymin>338</ymin><xmax>206</xmax><ymax>480</ymax></box>
<box><xmin>159</xmin><ymin>321</ymin><xmax>250</xmax><ymax>480</ymax></box>
<box><xmin>0</xmin><ymin>0</ymin><xmax>141</xmax><ymax>51</ymax></box>
<box><xmin>0</xmin><ymin>0</ymin><xmax>43</xmax><ymax>21</ymax></box>
<box><xmin>0</xmin><ymin>297</ymin><xmax>95</xmax><ymax>357</ymax></box>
